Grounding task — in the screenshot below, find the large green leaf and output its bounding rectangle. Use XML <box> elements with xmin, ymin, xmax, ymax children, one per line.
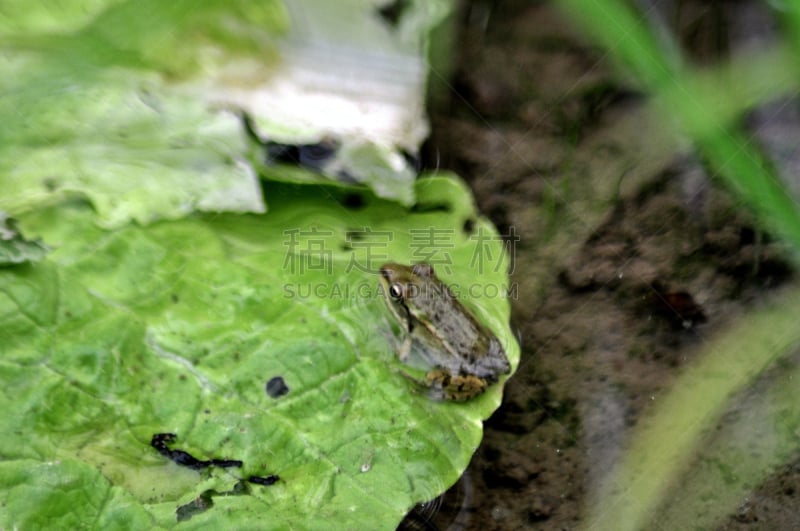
<box><xmin>0</xmin><ymin>175</ymin><xmax>517</xmax><ymax>529</ymax></box>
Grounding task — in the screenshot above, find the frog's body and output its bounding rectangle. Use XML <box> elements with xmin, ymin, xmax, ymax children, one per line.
<box><xmin>378</xmin><ymin>262</ymin><xmax>510</xmax><ymax>401</ymax></box>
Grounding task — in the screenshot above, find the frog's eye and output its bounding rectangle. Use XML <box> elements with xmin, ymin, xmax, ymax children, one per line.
<box><xmin>389</xmin><ymin>284</ymin><xmax>403</xmax><ymax>300</ymax></box>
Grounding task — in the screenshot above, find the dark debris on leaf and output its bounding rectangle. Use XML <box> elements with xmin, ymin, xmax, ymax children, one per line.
<box><xmin>175</xmin><ymin>482</ymin><xmax>255</xmax><ymax>522</ymax></box>
<box><xmin>152</xmin><ymin>433</ymin><xmax>280</xmax><ymax>521</ymax></box>
<box><xmin>265</xmin><ymin>138</ymin><xmax>339</xmax><ymax>171</ymax></box>
<box><xmin>410</xmin><ymin>202</ymin><xmax>451</xmax><ymax>214</ymax></box>
<box><xmin>266</xmin><ymin>376</ymin><xmax>290</xmax><ymax>398</ymax></box>
<box><xmin>176</xmin><ymin>490</ymin><xmax>215</xmax><ymax>522</ymax></box>
<box><xmin>462</xmin><ymin>218</ymin><xmax>476</xmax><ymax>234</ymax></box>
<box><xmin>151</xmin><ymin>433</ymin><xmax>243</xmax><ymax>471</ymax></box>
<box><xmin>248</xmin><ymin>474</ymin><xmax>280</xmax><ymax>486</ymax></box>
<box><xmin>340</xmin><ymin>193</ymin><xmax>366</xmax><ymax>209</ymax></box>
<box><xmin>376</xmin><ymin>0</ymin><xmax>410</xmax><ymax>27</ymax></box>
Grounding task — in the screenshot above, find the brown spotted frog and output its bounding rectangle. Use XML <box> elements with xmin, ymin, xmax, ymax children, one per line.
<box><xmin>378</xmin><ymin>262</ymin><xmax>510</xmax><ymax>401</ymax></box>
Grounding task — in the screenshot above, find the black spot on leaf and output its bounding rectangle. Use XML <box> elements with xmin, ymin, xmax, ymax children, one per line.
<box><xmin>266</xmin><ymin>376</ymin><xmax>290</xmax><ymax>398</ymax></box>
<box><xmin>248</xmin><ymin>474</ymin><xmax>280</xmax><ymax>486</ymax></box>
<box><xmin>150</xmin><ymin>433</ymin><xmax>243</xmax><ymax>470</ymax></box>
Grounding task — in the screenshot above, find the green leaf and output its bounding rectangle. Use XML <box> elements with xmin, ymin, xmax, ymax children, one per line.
<box><xmin>0</xmin><ymin>175</ymin><xmax>518</xmax><ymax>529</ymax></box>
<box><xmin>0</xmin><ymin>212</ymin><xmax>49</xmax><ymax>265</ymax></box>
<box><xmin>0</xmin><ymin>80</ymin><xmax>266</xmax><ymax>228</ymax></box>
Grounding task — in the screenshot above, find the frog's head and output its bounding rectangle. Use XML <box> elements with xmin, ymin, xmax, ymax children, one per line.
<box><xmin>378</xmin><ymin>262</ymin><xmax>434</xmax><ymax>300</ymax></box>
<box><xmin>378</xmin><ymin>263</ymin><xmax>435</xmax><ymax>331</ymax></box>
<box><xmin>379</xmin><ymin>263</ymin><xmax>411</xmax><ymax>304</ymax></box>
<box><xmin>378</xmin><ymin>263</ymin><xmax>410</xmax><ymax>331</ymax></box>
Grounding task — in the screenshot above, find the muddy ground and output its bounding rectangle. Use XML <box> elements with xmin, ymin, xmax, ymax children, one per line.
<box><xmin>405</xmin><ymin>1</ymin><xmax>800</xmax><ymax>529</ymax></box>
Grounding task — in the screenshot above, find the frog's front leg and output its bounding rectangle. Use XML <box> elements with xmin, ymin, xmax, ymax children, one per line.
<box><xmin>425</xmin><ymin>369</ymin><xmax>488</xmax><ymax>401</ymax></box>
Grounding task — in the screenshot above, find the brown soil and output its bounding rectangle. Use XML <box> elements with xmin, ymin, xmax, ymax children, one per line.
<box><xmin>404</xmin><ymin>1</ymin><xmax>800</xmax><ymax>529</ymax></box>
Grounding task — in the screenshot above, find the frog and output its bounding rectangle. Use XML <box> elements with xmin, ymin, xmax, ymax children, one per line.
<box><xmin>378</xmin><ymin>262</ymin><xmax>510</xmax><ymax>401</ymax></box>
